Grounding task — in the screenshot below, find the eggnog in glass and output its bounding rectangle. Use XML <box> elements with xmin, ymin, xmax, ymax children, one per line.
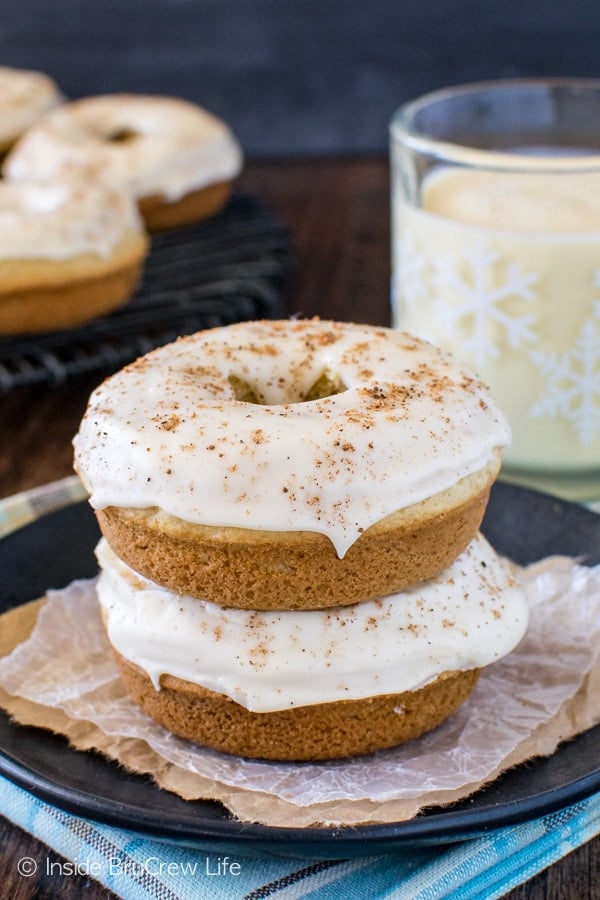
<box><xmin>391</xmin><ymin>79</ymin><xmax>600</xmax><ymax>500</ymax></box>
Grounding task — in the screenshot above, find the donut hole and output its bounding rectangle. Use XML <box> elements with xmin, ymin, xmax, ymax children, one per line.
<box><xmin>303</xmin><ymin>369</ymin><xmax>347</xmax><ymax>401</ymax></box>
<box><xmin>105</xmin><ymin>127</ymin><xmax>140</xmax><ymax>143</ymax></box>
<box><xmin>228</xmin><ymin>369</ymin><xmax>347</xmax><ymax>404</ymax></box>
<box><xmin>228</xmin><ymin>375</ymin><xmax>261</xmax><ymax>404</ymax></box>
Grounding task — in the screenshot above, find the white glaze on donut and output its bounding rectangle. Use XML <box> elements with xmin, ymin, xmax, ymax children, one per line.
<box><xmin>74</xmin><ymin>320</ymin><xmax>511</xmax><ymax>557</ymax></box>
<box><xmin>0</xmin><ymin>66</ymin><xmax>63</xmax><ymax>144</ymax></box>
<box><xmin>4</xmin><ymin>94</ymin><xmax>243</xmax><ymax>201</ymax></box>
<box><xmin>0</xmin><ymin>179</ymin><xmax>144</xmax><ymax>259</ymax></box>
<box><xmin>96</xmin><ymin>533</ymin><xmax>528</xmax><ymax>711</ymax></box>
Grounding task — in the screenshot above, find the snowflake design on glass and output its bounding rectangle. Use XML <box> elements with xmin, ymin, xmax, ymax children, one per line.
<box><xmin>529</xmin><ymin>298</ymin><xmax>600</xmax><ymax>446</ymax></box>
<box><xmin>432</xmin><ymin>240</ymin><xmax>539</xmax><ymax>365</ymax></box>
<box><xmin>393</xmin><ymin>234</ymin><xmax>427</xmax><ymax>315</ymax></box>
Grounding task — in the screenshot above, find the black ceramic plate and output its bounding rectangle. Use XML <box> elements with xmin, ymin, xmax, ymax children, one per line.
<box><xmin>0</xmin><ymin>483</ymin><xmax>599</xmax><ymax>858</ymax></box>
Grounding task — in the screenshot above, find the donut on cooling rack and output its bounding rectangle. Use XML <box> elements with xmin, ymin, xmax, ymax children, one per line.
<box><xmin>3</xmin><ymin>93</ymin><xmax>244</xmax><ymax>231</ymax></box>
<box><xmin>0</xmin><ymin>178</ymin><xmax>148</xmax><ymax>336</ymax></box>
<box><xmin>74</xmin><ymin>318</ymin><xmax>512</xmax><ymax>610</ymax></box>
<box><xmin>0</xmin><ymin>66</ymin><xmax>63</xmax><ymax>156</ymax></box>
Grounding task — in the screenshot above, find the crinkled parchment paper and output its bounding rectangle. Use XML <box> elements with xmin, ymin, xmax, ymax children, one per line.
<box><xmin>1</xmin><ymin>556</ymin><xmax>600</xmax><ymax>827</ymax></box>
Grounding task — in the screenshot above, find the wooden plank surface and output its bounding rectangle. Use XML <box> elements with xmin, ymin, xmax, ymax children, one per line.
<box><xmin>0</xmin><ymin>157</ymin><xmax>597</xmax><ymax>899</ymax></box>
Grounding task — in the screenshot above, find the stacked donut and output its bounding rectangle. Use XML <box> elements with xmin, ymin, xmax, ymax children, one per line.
<box><xmin>0</xmin><ymin>66</ymin><xmax>243</xmax><ymax>336</ymax></box>
<box><xmin>73</xmin><ymin>318</ymin><xmax>529</xmax><ymax>761</ymax></box>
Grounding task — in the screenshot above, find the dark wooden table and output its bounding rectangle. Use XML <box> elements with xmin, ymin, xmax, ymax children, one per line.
<box><xmin>0</xmin><ymin>158</ymin><xmax>597</xmax><ymax>898</ymax></box>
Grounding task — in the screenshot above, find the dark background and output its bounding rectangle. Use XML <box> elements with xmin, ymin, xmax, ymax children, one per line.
<box><xmin>1</xmin><ymin>0</ymin><xmax>599</xmax><ymax>157</ymax></box>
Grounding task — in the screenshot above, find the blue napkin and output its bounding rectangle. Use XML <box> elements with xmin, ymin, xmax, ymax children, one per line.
<box><xmin>2</xmin><ymin>773</ymin><xmax>600</xmax><ymax>900</ymax></box>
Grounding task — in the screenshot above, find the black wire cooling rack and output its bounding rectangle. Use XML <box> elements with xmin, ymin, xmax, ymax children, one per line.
<box><xmin>0</xmin><ymin>193</ymin><xmax>294</xmax><ymax>392</ymax></box>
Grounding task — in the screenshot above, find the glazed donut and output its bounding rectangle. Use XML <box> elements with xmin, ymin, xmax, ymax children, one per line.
<box><xmin>96</xmin><ymin>533</ymin><xmax>528</xmax><ymax>760</ymax></box>
<box><xmin>74</xmin><ymin>319</ymin><xmax>512</xmax><ymax>610</ymax></box>
<box><xmin>3</xmin><ymin>93</ymin><xmax>243</xmax><ymax>231</ymax></box>
<box><xmin>0</xmin><ymin>66</ymin><xmax>63</xmax><ymax>155</ymax></box>
<box><xmin>0</xmin><ymin>179</ymin><xmax>148</xmax><ymax>336</ymax></box>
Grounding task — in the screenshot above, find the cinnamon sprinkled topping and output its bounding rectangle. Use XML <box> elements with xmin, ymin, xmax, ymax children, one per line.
<box><xmin>74</xmin><ymin>318</ymin><xmax>511</xmax><ymax>557</ymax></box>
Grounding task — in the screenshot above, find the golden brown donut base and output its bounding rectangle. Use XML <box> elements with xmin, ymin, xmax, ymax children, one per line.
<box><xmin>139</xmin><ymin>180</ymin><xmax>232</xmax><ymax>232</ymax></box>
<box><xmin>95</xmin><ymin>460</ymin><xmax>498</xmax><ymax>610</ymax></box>
<box><xmin>115</xmin><ymin>652</ymin><xmax>480</xmax><ymax>761</ymax></box>
<box><xmin>0</xmin><ymin>231</ymin><xmax>148</xmax><ymax>336</ymax></box>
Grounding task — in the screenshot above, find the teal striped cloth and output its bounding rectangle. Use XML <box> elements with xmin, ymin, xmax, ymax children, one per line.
<box><xmin>0</xmin><ymin>475</ymin><xmax>88</xmax><ymax>540</ymax></box>
<box><xmin>1</xmin><ymin>478</ymin><xmax>600</xmax><ymax>899</ymax></box>
<box><xmin>3</xmin><ymin>772</ymin><xmax>600</xmax><ymax>899</ymax></box>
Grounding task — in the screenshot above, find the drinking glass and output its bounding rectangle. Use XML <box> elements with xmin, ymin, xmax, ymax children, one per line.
<box><xmin>391</xmin><ymin>79</ymin><xmax>600</xmax><ymax>501</ymax></box>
